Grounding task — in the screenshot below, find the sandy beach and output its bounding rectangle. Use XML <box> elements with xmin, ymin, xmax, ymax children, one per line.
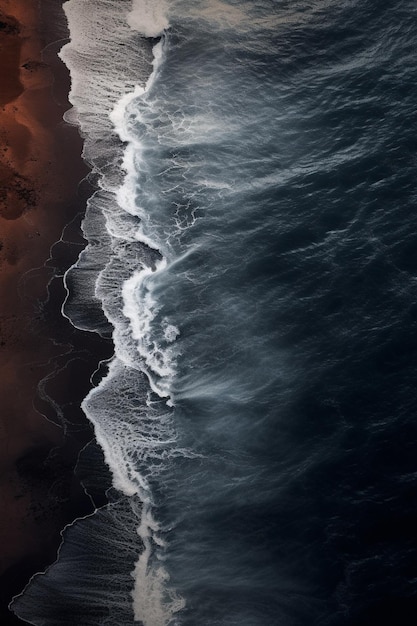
<box><xmin>0</xmin><ymin>1</ymin><xmax>106</xmax><ymax>619</ymax></box>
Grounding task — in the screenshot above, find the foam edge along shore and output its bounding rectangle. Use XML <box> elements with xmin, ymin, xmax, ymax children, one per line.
<box><xmin>12</xmin><ymin>1</ymin><xmax>185</xmax><ymax>625</ymax></box>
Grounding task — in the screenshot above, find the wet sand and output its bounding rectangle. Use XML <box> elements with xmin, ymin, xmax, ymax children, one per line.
<box><xmin>0</xmin><ymin>1</ymin><xmax>110</xmax><ymax>621</ymax></box>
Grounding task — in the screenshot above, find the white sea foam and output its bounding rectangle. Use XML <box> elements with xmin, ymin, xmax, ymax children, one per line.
<box><xmin>132</xmin><ymin>503</ymin><xmax>185</xmax><ymax>626</ymax></box>
<box><xmin>58</xmin><ymin>2</ymin><xmax>184</xmax><ymax>625</ymax></box>
<box><xmin>127</xmin><ymin>0</ymin><xmax>169</xmax><ymax>38</ymax></box>
<box><xmin>122</xmin><ymin>260</ymin><xmax>177</xmax><ymax>393</ymax></box>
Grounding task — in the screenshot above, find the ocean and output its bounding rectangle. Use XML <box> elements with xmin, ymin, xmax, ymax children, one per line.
<box><xmin>13</xmin><ymin>0</ymin><xmax>417</xmax><ymax>624</ymax></box>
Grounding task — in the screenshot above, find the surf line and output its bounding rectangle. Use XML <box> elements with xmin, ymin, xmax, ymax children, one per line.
<box><xmin>108</xmin><ymin>30</ymin><xmax>185</xmax><ymax>626</ymax></box>
<box><xmin>111</xmin><ymin>37</ymin><xmax>178</xmax><ymax>402</ymax></box>
<box><xmin>58</xmin><ymin>0</ymin><xmax>184</xmax><ymax>622</ymax></box>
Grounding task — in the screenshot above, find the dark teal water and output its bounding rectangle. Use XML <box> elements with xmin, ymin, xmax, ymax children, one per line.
<box><xmin>14</xmin><ymin>1</ymin><xmax>417</xmax><ymax>625</ymax></box>
<box><xmin>148</xmin><ymin>2</ymin><xmax>417</xmax><ymax>624</ymax></box>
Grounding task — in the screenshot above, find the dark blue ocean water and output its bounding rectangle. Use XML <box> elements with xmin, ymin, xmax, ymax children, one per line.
<box><xmin>14</xmin><ymin>1</ymin><xmax>417</xmax><ymax>625</ymax></box>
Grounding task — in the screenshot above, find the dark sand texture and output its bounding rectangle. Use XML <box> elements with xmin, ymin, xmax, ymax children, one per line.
<box><xmin>0</xmin><ymin>1</ymin><xmax>111</xmax><ymax>622</ymax></box>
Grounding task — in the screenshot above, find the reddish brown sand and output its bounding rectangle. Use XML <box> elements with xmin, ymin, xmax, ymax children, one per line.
<box><xmin>0</xmin><ymin>0</ymin><xmax>90</xmax><ymax>583</ymax></box>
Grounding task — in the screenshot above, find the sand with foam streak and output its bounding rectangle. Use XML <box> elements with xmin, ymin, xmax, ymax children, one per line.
<box><xmin>0</xmin><ymin>0</ymin><xmax>88</xmax><ymax>578</ymax></box>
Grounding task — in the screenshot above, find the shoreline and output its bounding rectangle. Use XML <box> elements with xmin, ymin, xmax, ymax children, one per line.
<box><xmin>0</xmin><ymin>0</ymin><xmax>111</xmax><ymax>621</ymax></box>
